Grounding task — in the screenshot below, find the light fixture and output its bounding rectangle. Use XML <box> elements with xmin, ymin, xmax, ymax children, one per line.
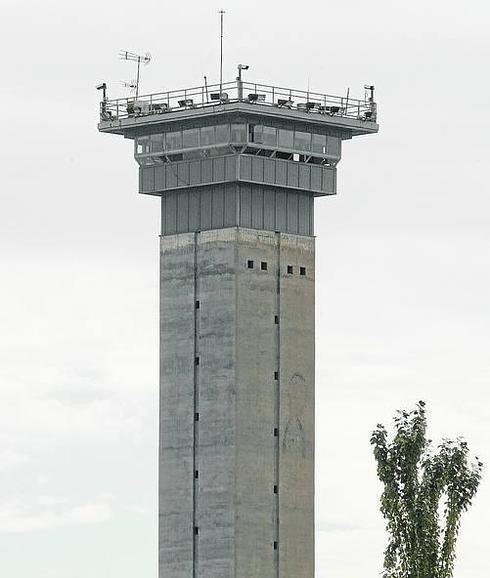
<box><xmin>277</xmin><ymin>99</ymin><xmax>294</xmax><ymax>108</ymax></box>
<box><xmin>178</xmin><ymin>99</ymin><xmax>194</xmax><ymax>108</ymax></box>
<box><xmin>248</xmin><ymin>93</ymin><xmax>266</xmax><ymax>103</ymax></box>
<box><xmin>96</xmin><ymin>82</ymin><xmax>107</xmax><ymax>100</ymax></box>
<box><xmin>210</xmin><ymin>92</ymin><xmax>229</xmax><ymax>102</ymax></box>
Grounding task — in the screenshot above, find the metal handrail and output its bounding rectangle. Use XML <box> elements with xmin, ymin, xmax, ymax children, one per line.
<box><xmin>99</xmin><ymin>79</ymin><xmax>377</xmax><ymax>123</ymax></box>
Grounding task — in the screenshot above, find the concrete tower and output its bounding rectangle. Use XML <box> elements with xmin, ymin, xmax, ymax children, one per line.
<box><xmin>98</xmin><ymin>74</ymin><xmax>378</xmax><ymax>577</ymax></box>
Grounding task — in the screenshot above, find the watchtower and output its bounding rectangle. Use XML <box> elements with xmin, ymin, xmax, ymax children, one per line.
<box><xmin>98</xmin><ymin>72</ymin><xmax>378</xmax><ymax>578</ymax></box>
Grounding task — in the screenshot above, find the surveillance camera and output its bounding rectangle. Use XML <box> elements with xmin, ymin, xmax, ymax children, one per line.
<box><xmin>96</xmin><ymin>83</ymin><xmax>107</xmax><ymax>90</ymax></box>
<box><xmin>239</xmin><ymin>64</ymin><xmax>249</xmax><ymax>70</ymax></box>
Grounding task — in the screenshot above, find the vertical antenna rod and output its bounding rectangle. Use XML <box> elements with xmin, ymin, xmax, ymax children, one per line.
<box><xmin>219</xmin><ymin>10</ymin><xmax>225</xmax><ymax>96</ymax></box>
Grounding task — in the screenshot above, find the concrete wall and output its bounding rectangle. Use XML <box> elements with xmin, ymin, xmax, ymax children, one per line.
<box><xmin>159</xmin><ymin>228</ymin><xmax>314</xmax><ymax>578</ymax></box>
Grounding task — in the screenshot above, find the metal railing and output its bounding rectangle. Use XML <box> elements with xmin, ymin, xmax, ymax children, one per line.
<box><xmin>99</xmin><ymin>79</ymin><xmax>377</xmax><ymax>123</ymax></box>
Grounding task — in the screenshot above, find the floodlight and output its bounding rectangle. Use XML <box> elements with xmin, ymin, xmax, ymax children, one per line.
<box><xmin>210</xmin><ymin>92</ymin><xmax>229</xmax><ymax>102</ymax></box>
<box><xmin>96</xmin><ymin>82</ymin><xmax>107</xmax><ymax>101</ymax></box>
<box><xmin>178</xmin><ymin>99</ymin><xmax>194</xmax><ymax>108</ymax></box>
<box><xmin>248</xmin><ymin>93</ymin><xmax>265</xmax><ymax>103</ymax></box>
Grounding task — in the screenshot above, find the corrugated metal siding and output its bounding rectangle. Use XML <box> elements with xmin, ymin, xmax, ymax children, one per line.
<box><xmin>160</xmin><ymin>184</ymin><xmax>315</xmax><ymax>237</ymax></box>
<box><xmin>141</xmin><ymin>155</ymin><xmax>336</xmax><ymax>196</ymax></box>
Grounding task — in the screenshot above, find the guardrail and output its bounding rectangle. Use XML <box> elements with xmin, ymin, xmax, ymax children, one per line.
<box><xmin>100</xmin><ymin>80</ymin><xmax>377</xmax><ymax>123</ymax></box>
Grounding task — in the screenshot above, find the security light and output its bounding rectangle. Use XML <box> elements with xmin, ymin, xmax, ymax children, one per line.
<box><xmin>96</xmin><ymin>82</ymin><xmax>107</xmax><ymax>101</ymax></box>
<box><xmin>248</xmin><ymin>93</ymin><xmax>265</xmax><ymax>103</ymax></box>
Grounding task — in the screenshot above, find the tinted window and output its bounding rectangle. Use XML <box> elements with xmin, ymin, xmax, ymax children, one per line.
<box><xmin>150</xmin><ymin>134</ymin><xmax>164</xmax><ymax>152</ymax></box>
<box><xmin>216</xmin><ymin>124</ymin><xmax>230</xmax><ymax>143</ymax></box>
<box><xmin>201</xmin><ymin>126</ymin><xmax>215</xmax><ymax>146</ymax></box>
<box><xmin>136</xmin><ymin>136</ymin><xmax>150</xmax><ymax>154</ymax></box>
<box><xmin>166</xmin><ymin>131</ymin><xmax>182</xmax><ymax>150</ymax></box>
<box><xmin>231</xmin><ymin>123</ymin><xmax>247</xmax><ymax>143</ymax></box>
<box><xmin>262</xmin><ymin>126</ymin><xmax>277</xmax><ymax>146</ymax></box>
<box><xmin>311</xmin><ymin>133</ymin><xmax>326</xmax><ymax>154</ymax></box>
<box><xmin>249</xmin><ymin>124</ymin><xmax>263</xmax><ymax>143</ymax></box>
<box><xmin>294</xmin><ymin>131</ymin><xmax>311</xmax><ymax>151</ymax></box>
<box><xmin>327</xmin><ymin>136</ymin><xmax>341</xmax><ymax>157</ymax></box>
<box><xmin>278</xmin><ymin>129</ymin><xmax>294</xmax><ymax>149</ymax></box>
<box><xmin>183</xmin><ymin>128</ymin><xmax>199</xmax><ymax>148</ymax></box>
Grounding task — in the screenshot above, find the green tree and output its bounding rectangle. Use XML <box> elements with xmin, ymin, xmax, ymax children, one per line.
<box><xmin>371</xmin><ymin>401</ymin><xmax>483</xmax><ymax>578</ymax></box>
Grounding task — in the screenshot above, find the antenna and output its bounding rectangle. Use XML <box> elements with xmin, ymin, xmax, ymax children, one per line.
<box><xmin>120</xmin><ymin>80</ymin><xmax>137</xmax><ymax>94</ymax></box>
<box><xmin>219</xmin><ymin>10</ymin><xmax>225</xmax><ymax>96</ymax></box>
<box><xmin>119</xmin><ymin>50</ymin><xmax>152</xmax><ymax>99</ymax></box>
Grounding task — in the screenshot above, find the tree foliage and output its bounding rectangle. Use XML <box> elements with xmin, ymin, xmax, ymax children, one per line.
<box><xmin>371</xmin><ymin>401</ymin><xmax>483</xmax><ymax>578</ymax></box>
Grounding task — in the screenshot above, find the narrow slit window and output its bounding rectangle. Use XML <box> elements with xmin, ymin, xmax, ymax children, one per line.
<box><xmin>274</xmin><ymin>541</ymin><xmax>278</xmax><ymax>550</ymax></box>
<box><xmin>274</xmin><ymin>371</ymin><xmax>279</xmax><ymax>380</ymax></box>
<box><xmin>195</xmin><ymin>357</ymin><xmax>200</xmax><ymax>366</ymax></box>
<box><xmin>274</xmin><ymin>427</ymin><xmax>278</xmax><ymax>437</ymax></box>
<box><xmin>287</xmin><ymin>265</ymin><xmax>293</xmax><ymax>274</ymax></box>
<box><xmin>247</xmin><ymin>260</ymin><xmax>254</xmax><ymax>269</ymax></box>
<box><xmin>300</xmin><ymin>266</ymin><xmax>306</xmax><ymax>276</ymax></box>
<box><xmin>194</xmin><ymin>527</ymin><xmax>199</xmax><ymax>536</ymax></box>
<box><xmin>195</xmin><ymin>412</ymin><xmax>200</xmax><ymax>421</ymax></box>
<box><xmin>195</xmin><ymin>470</ymin><xmax>199</xmax><ymax>479</ymax></box>
<box><xmin>274</xmin><ymin>315</ymin><xmax>279</xmax><ymax>324</ymax></box>
<box><xmin>261</xmin><ymin>261</ymin><xmax>268</xmax><ymax>271</ymax></box>
<box><xmin>195</xmin><ymin>300</ymin><xmax>200</xmax><ymax>309</ymax></box>
<box><xmin>273</xmin><ymin>485</ymin><xmax>278</xmax><ymax>494</ymax></box>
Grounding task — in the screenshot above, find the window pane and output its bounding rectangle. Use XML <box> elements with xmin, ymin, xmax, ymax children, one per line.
<box><xmin>183</xmin><ymin>128</ymin><xmax>199</xmax><ymax>148</ymax></box>
<box><xmin>201</xmin><ymin>126</ymin><xmax>215</xmax><ymax>146</ymax></box>
<box><xmin>136</xmin><ymin>136</ymin><xmax>150</xmax><ymax>154</ymax></box>
<box><xmin>249</xmin><ymin>124</ymin><xmax>263</xmax><ymax>143</ymax></box>
<box><xmin>231</xmin><ymin>123</ymin><xmax>247</xmax><ymax>143</ymax></box>
<box><xmin>150</xmin><ymin>134</ymin><xmax>164</xmax><ymax>153</ymax></box>
<box><xmin>311</xmin><ymin>133</ymin><xmax>326</xmax><ymax>154</ymax></box>
<box><xmin>278</xmin><ymin>129</ymin><xmax>294</xmax><ymax>149</ymax></box>
<box><xmin>166</xmin><ymin>131</ymin><xmax>182</xmax><ymax>150</ymax></box>
<box><xmin>262</xmin><ymin>126</ymin><xmax>277</xmax><ymax>146</ymax></box>
<box><xmin>327</xmin><ymin>136</ymin><xmax>341</xmax><ymax>157</ymax></box>
<box><xmin>215</xmin><ymin>124</ymin><xmax>230</xmax><ymax>143</ymax></box>
<box><xmin>294</xmin><ymin>130</ymin><xmax>311</xmax><ymax>151</ymax></box>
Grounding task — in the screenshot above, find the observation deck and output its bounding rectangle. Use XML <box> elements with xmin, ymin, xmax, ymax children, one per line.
<box><xmin>98</xmin><ymin>78</ymin><xmax>378</xmax><ymax>236</ymax></box>
<box><xmin>98</xmin><ymin>79</ymin><xmax>378</xmax><ymax>136</ymax></box>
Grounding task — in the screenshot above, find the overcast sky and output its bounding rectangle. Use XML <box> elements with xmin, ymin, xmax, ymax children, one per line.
<box><xmin>1</xmin><ymin>0</ymin><xmax>489</xmax><ymax>576</ymax></box>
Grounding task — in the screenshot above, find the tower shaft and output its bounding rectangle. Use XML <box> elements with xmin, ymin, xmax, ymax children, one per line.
<box><xmin>160</xmin><ymin>228</ymin><xmax>314</xmax><ymax>577</ymax></box>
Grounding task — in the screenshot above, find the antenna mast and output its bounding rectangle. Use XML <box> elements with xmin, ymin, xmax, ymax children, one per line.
<box><xmin>219</xmin><ymin>10</ymin><xmax>225</xmax><ymax>96</ymax></box>
<box><xmin>119</xmin><ymin>50</ymin><xmax>152</xmax><ymax>99</ymax></box>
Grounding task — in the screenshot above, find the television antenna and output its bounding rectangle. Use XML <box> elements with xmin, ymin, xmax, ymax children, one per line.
<box><xmin>119</xmin><ymin>50</ymin><xmax>152</xmax><ymax>98</ymax></box>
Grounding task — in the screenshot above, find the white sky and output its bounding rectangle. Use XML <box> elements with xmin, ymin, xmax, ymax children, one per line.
<box><xmin>1</xmin><ymin>0</ymin><xmax>489</xmax><ymax>576</ymax></box>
